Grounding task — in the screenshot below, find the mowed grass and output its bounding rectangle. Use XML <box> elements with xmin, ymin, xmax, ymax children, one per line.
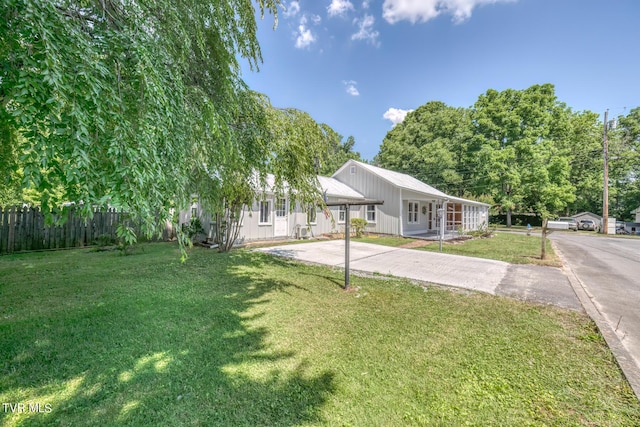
<box><xmin>355</xmin><ymin>232</ymin><xmax>561</xmax><ymax>267</ymax></box>
<box><xmin>1</xmin><ymin>244</ymin><xmax>639</xmax><ymax>426</ymax></box>
<box><xmin>417</xmin><ymin>232</ymin><xmax>562</xmax><ymax>267</ymax></box>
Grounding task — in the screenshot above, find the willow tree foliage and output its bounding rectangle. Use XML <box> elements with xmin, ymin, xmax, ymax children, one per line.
<box><xmin>1</xmin><ymin>0</ymin><xmax>312</xmax><ymax>247</ymax></box>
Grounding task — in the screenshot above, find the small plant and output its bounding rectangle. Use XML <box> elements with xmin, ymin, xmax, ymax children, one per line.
<box><xmin>350</xmin><ymin>218</ymin><xmax>368</xmax><ymax>238</ymax></box>
<box><xmin>469</xmin><ymin>222</ymin><xmax>494</xmax><ymax>239</ymax></box>
<box><xmin>182</xmin><ymin>217</ymin><xmax>204</xmax><ymax>239</ymax></box>
<box><xmin>116</xmin><ymin>224</ymin><xmax>137</xmax><ymax>255</ymax></box>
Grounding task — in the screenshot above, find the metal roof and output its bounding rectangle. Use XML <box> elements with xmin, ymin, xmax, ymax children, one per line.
<box><xmin>335</xmin><ymin>160</ymin><xmax>490</xmax><ymax>207</ymax></box>
<box><xmin>317</xmin><ymin>175</ymin><xmax>365</xmax><ymax>199</ymax></box>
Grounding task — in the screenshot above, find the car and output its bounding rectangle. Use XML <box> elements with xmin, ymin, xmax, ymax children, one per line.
<box><xmin>557</xmin><ymin>217</ymin><xmax>578</xmax><ymax>231</ymax></box>
<box><xmin>579</xmin><ymin>219</ymin><xmax>598</xmax><ymax>231</ymax></box>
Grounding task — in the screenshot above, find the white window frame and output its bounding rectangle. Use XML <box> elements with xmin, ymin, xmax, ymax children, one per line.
<box><xmin>408</xmin><ymin>201</ymin><xmax>419</xmax><ymax>224</ymax></box>
<box><xmin>338</xmin><ymin>205</ymin><xmax>346</xmax><ymax>223</ymax></box>
<box><xmin>366</xmin><ymin>205</ymin><xmax>376</xmax><ymax>223</ymax></box>
<box><xmin>259</xmin><ymin>200</ymin><xmax>271</xmax><ymax>225</ymax></box>
<box><xmin>350</xmin><ymin>165</ymin><xmax>356</xmax><ymax>175</ymax></box>
<box><xmin>307</xmin><ymin>205</ymin><xmax>317</xmax><ymax>225</ymax></box>
<box><xmin>275</xmin><ymin>198</ymin><xmax>287</xmax><ymax>218</ymax></box>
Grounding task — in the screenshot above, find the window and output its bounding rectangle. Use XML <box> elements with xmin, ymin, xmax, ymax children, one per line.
<box><xmin>259</xmin><ymin>201</ymin><xmax>271</xmax><ymax>224</ymax></box>
<box><xmin>366</xmin><ymin>205</ymin><xmax>376</xmax><ymax>222</ymax></box>
<box><xmin>408</xmin><ymin>202</ymin><xmax>419</xmax><ymax>224</ymax></box>
<box><xmin>275</xmin><ymin>198</ymin><xmax>286</xmax><ymax>217</ymax></box>
<box><xmin>307</xmin><ymin>205</ymin><xmax>317</xmax><ymax>224</ymax></box>
<box><xmin>350</xmin><ymin>165</ymin><xmax>356</xmax><ymax>175</ymax></box>
<box><xmin>338</xmin><ymin>205</ymin><xmax>346</xmax><ymax>223</ymax></box>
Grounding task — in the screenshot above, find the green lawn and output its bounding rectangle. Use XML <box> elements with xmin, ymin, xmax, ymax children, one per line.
<box><xmin>354</xmin><ymin>232</ymin><xmax>561</xmax><ymax>267</ymax></box>
<box><xmin>1</xmin><ymin>243</ymin><xmax>639</xmax><ymax>426</ymax></box>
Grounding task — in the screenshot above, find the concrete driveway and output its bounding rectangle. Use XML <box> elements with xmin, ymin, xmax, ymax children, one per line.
<box><xmin>255</xmin><ymin>240</ymin><xmax>582</xmax><ymax>310</ymax></box>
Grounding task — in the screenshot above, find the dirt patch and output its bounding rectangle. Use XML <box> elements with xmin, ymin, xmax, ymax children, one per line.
<box><xmin>398</xmin><ymin>240</ymin><xmax>435</xmax><ymax>248</ymax></box>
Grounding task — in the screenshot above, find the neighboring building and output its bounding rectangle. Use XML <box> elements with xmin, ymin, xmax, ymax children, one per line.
<box><xmin>632</xmin><ymin>207</ymin><xmax>640</xmax><ymax>223</ymax></box>
<box><xmin>185</xmin><ymin>160</ymin><xmax>490</xmax><ymax>243</ymax></box>
<box><xmin>571</xmin><ymin>212</ymin><xmax>603</xmax><ymax>229</ymax></box>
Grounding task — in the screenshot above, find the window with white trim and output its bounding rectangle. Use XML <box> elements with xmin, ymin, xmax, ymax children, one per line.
<box><xmin>408</xmin><ymin>202</ymin><xmax>419</xmax><ymax>224</ymax></box>
<box><xmin>338</xmin><ymin>205</ymin><xmax>346</xmax><ymax>223</ymax></box>
<box><xmin>259</xmin><ymin>201</ymin><xmax>271</xmax><ymax>224</ymax></box>
<box><xmin>350</xmin><ymin>165</ymin><xmax>356</xmax><ymax>175</ymax></box>
<box><xmin>307</xmin><ymin>205</ymin><xmax>317</xmax><ymax>224</ymax></box>
<box><xmin>275</xmin><ymin>198</ymin><xmax>287</xmax><ymax>217</ymax></box>
<box><xmin>366</xmin><ymin>205</ymin><xmax>376</xmax><ymax>222</ymax></box>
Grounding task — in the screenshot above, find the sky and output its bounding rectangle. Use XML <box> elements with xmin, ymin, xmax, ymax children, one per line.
<box><xmin>239</xmin><ymin>0</ymin><xmax>640</xmax><ymax>161</ymax></box>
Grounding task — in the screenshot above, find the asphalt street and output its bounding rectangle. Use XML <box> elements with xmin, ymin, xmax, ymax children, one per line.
<box><xmin>549</xmin><ymin>233</ymin><xmax>640</xmax><ymax>394</ymax></box>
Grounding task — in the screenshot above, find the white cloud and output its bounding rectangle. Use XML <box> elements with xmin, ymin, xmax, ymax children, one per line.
<box><xmin>382</xmin><ymin>0</ymin><xmax>516</xmax><ymax>24</ymax></box>
<box><xmin>383</xmin><ymin>108</ymin><xmax>413</xmax><ymax>125</ymax></box>
<box><xmin>310</xmin><ymin>14</ymin><xmax>322</xmax><ymax>25</ymax></box>
<box><xmin>362</xmin><ymin>0</ymin><xmax>371</xmax><ymax>9</ymax></box>
<box><xmin>328</xmin><ymin>0</ymin><xmax>355</xmax><ymax>17</ymax></box>
<box><xmin>295</xmin><ymin>17</ymin><xmax>316</xmax><ymax>48</ymax></box>
<box><xmin>343</xmin><ymin>80</ymin><xmax>360</xmax><ymax>96</ymax></box>
<box><xmin>351</xmin><ymin>14</ymin><xmax>380</xmax><ymax>46</ymax></box>
<box><xmin>283</xmin><ymin>1</ymin><xmax>300</xmax><ymax>18</ymax></box>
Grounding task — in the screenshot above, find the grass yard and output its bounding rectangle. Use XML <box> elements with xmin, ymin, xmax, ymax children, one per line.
<box><xmin>355</xmin><ymin>232</ymin><xmax>561</xmax><ymax>267</ymax></box>
<box><xmin>1</xmin><ymin>243</ymin><xmax>639</xmax><ymax>426</ymax></box>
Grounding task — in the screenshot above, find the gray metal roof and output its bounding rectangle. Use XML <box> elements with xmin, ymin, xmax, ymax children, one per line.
<box><xmin>335</xmin><ymin>160</ymin><xmax>490</xmax><ymax>207</ymax></box>
<box><xmin>317</xmin><ymin>175</ymin><xmax>365</xmax><ymax>199</ymax></box>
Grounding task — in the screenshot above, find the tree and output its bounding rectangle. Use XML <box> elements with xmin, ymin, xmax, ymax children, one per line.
<box><xmin>316</xmin><ymin>126</ymin><xmax>362</xmax><ymax>176</ymax></box>
<box><xmin>471</xmin><ymin>84</ymin><xmax>575</xmax><ymax>225</ymax></box>
<box><xmin>1</xmin><ymin>0</ymin><xmax>297</xmax><ymax>249</ymax></box>
<box><xmin>610</xmin><ymin>107</ymin><xmax>640</xmax><ymax>220</ymax></box>
<box><xmin>376</xmin><ymin>101</ymin><xmax>474</xmax><ymax>197</ymax></box>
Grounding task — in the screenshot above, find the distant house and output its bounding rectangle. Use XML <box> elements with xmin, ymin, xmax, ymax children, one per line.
<box><xmin>184</xmin><ymin>160</ymin><xmax>490</xmax><ymax>243</ymax></box>
<box><xmin>571</xmin><ymin>212</ymin><xmax>603</xmax><ymax>229</ymax></box>
<box><xmin>632</xmin><ymin>207</ymin><xmax>640</xmax><ymax>223</ymax></box>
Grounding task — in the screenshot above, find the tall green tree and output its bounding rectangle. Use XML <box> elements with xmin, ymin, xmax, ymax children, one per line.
<box><xmin>317</xmin><ymin>125</ymin><xmax>362</xmax><ymax>176</ymax></box>
<box><xmin>1</xmin><ymin>0</ymin><xmax>297</xmax><ymax>245</ymax></box>
<box><xmin>471</xmin><ymin>84</ymin><xmax>575</xmax><ymax>225</ymax></box>
<box><xmin>610</xmin><ymin>107</ymin><xmax>640</xmax><ymax>220</ymax></box>
<box><xmin>376</xmin><ymin>101</ymin><xmax>474</xmax><ymax>197</ymax></box>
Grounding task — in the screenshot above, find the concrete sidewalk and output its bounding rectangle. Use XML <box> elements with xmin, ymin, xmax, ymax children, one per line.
<box><xmin>255</xmin><ymin>240</ymin><xmax>582</xmax><ymax>311</ymax></box>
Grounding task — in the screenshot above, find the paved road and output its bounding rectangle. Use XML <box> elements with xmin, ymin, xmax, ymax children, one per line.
<box><xmin>550</xmin><ymin>233</ymin><xmax>640</xmax><ymax>393</ymax></box>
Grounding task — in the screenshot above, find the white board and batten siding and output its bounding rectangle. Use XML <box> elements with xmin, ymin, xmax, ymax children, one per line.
<box><xmin>332</xmin><ymin>162</ymin><xmax>401</xmax><ymax>235</ymax></box>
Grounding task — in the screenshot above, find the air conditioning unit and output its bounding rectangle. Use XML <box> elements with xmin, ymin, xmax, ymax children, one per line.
<box><xmin>296</xmin><ymin>225</ymin><xmax>309</xmax><ymax>239</ymax></box>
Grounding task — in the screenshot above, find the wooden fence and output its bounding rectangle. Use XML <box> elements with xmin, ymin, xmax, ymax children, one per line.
<box><xmin>0</xmin><ymin>206</ymin><xmax>173</xmax><ymax>254</ymax></box>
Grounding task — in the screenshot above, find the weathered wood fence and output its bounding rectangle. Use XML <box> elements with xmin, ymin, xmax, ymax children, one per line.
<box><xmin>0</xmin><ymin>206</ymin><xmax>173</xmax><ymax>254</ymax></box>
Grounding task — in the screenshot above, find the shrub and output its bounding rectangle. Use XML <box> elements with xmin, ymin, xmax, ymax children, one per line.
<box><xmin>350</xmin><ymin>218</ymin><xmax>368</xmax><ymax>238</ymax></box>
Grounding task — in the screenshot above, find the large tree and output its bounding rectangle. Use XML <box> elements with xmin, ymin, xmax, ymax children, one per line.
<box><xmin>610</xmin><ymin>107</ymin><xmax>640</xmax><ymax>220</ymax></box>
<box><xmin>471</xmin><ymin>84</ymin><xmax>575</xmax><ymax>225</ymax></box>
<box><xmin>1</xmin><ymin>0</ymin><xmax>321</xmax><ymax>246</ymax></box>
<box><xmin>317</xmin><ymin>125</ymin><xmax>362</xmax><ymax>176</ymax></box>
<box><xmin>376</xmin><ymin>101</ymin><xmax>475</xmax><ymax>197</ymax></box>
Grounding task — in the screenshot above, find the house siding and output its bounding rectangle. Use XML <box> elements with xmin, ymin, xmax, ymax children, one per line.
<box><xmin>333</xmin><ymin>163</ymin><xmax>401</xmax><ymax>235</ymax></box>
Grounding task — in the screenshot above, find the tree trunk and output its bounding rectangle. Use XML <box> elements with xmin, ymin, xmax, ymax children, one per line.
<box><xmin>506</xmin><ymin>208</ymin><xmax>512</xmax><ymax>228</ymax></box>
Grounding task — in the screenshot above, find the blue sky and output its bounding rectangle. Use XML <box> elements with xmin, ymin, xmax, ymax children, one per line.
<box><xmin>240</xmin><ymin>0</ymin><xmax>640</xmax><ymax>161</ymax></box>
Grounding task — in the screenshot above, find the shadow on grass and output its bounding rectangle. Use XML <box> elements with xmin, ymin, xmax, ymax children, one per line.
<box><xmin>0</xmin><ymin>244</ymin><xmax>335</xmax><ymax>426</ymax></box>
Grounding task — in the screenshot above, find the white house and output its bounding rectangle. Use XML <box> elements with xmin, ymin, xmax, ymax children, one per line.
<box><xmin>633</xmin><ymin>207</ymin><xmax>640</xmax><ymax>223</ymax></box>
<box><xmin>185</xmin><ymin>160</ymin><xmax>490</xmax><ymax>243</ymax></box>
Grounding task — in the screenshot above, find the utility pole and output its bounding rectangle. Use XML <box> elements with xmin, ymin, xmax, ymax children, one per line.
<box><xmin>602</xmin><ymin>110</ymin><xmax>609</xmax><ymax>234</ymax></box>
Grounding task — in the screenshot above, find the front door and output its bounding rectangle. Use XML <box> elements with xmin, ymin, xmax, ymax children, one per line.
<box><xmin>274</xmin><ymin>198</ymin><xmax>288</xmax><ymax>237</ymax></box>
